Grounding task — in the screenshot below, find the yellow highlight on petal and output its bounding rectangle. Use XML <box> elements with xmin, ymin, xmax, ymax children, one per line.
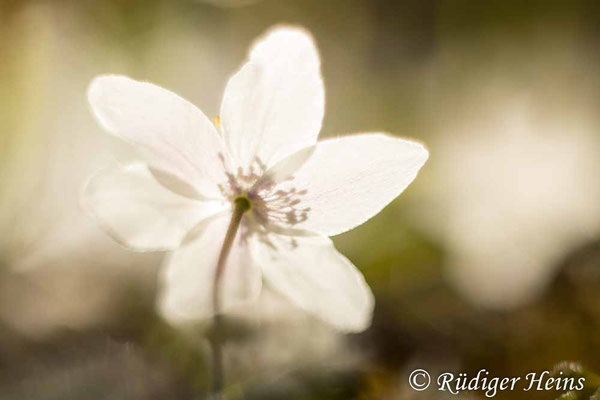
<box><xmin>213</xmin><ymin>116</ymin><xmax>221</xmax><ymax>129</ymax></box>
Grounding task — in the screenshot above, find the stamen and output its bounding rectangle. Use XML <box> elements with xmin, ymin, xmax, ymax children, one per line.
<box><xmin>217</xmin><ymin>156</ymin><xmax>310</xmax><ymax>229</ymax></box>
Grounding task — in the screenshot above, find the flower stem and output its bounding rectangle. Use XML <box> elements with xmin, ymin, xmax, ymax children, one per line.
<box><xmin>210</xmin><ymin>197</ymin><xmax>250</xmax><ymax>397</ymax></box>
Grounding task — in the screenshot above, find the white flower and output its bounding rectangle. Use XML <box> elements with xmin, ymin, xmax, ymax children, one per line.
<box><xmin>83</xmin><ymin>26</ymin><xmax>428</xmax><ymax>332</ymax></box>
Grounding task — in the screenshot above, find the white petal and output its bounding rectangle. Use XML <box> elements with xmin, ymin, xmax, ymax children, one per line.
<box><xmin>220</xmin><ymin>27</ymin><xmax>324</xmax><ymax>170</ymax></box>
<box><xmin>269</xmin><ymin>134</ymin><xmax>429</xmax><ymax>236</ymax></box>
<box><xmin>88</xmin><ymin>75</ymin><xmax>229</xmax><ymax>199</ymax></box>
<box><xmin>252</xmin><ymin>145</ymin><xmax>315</xmax><ymax>189</ymax></box>
<box><xmin>82</xmin><ymin>164</ymin><xmax>227</xmax><ymax>251</ymax></box>
<box><xmin>252</xmin><ymin>233</ymin><xmax>374</xmax><ymax>332</ymax></box>
<box><xmin>159</xmin><ymin>214</ymin><xmax>262</xmax><ymax>323</ymax></box>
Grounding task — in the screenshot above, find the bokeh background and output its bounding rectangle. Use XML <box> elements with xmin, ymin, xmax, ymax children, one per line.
<box><xmin>2</xmin><ymin>0</ymin><xmax>600</xmax><ymax>399</ymax></box>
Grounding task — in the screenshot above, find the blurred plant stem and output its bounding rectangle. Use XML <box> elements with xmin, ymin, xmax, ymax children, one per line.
<box><xmin>209</xmin><ymin>315</ymin><xmax>225</xmax><ymax>399</ymax></box>
<box><xmin>210</xmin><ymin>197</ymin><xmax>251</xmax><ymax>398</ymax></box>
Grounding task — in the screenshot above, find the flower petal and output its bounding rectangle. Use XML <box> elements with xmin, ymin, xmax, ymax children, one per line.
<box><xmin>82</xmin><ymin>163</ymin><xmax>227</xmax><ymax>251</ymax></box>
<box><xmin>88</xmin><ymin>75</ymin><xmax>228</xmax><ymax>199</ymax></box>
<box><xmin>269</xmin><ymin>134</ymin><xmax>429</xmax><ymax>236</ymax></box>
<box><xmin>220</xmin><ymin>27</ymin><xmax>324</xmax><ymax>170</ymax></box>
<box><xmin>252</xmin><ymin>145</ymin><xmax>315</xmax><ymax>189</ymax></box>
<box><xmin>159</xmin><ymin>214</ymin><xmax>262</xmax><ymax>323</ymax></box>
<box><xmin>252</xmin><ymin>232</ymin><xmax>374</xmax><ymax>332</ymax></box>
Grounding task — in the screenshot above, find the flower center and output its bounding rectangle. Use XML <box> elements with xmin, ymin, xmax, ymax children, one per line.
<box><xmin>218</xmin><ymin>156</ymin><xmax>310</xmax><ymax>228</ymax></box>
<box><xmin>234</xmin><ymin>195</ymin><xmax>252</xmax><ymax>212</ymax></box>
<box><xmin>249</xmin><ymin>186</ymin><xmax>309</xmax><ymax>226</ymax></box>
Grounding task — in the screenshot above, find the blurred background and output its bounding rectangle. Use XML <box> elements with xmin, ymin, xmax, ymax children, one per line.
<box><xmin>2</xmin><ymin>0</ymin><xmax>600</xmax><ymax>399</ymax></box>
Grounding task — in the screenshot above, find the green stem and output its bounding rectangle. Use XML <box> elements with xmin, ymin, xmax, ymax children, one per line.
<box><xmin>210</xmin><ymin>197</ymin><xmax>250</xmax><ymax>397</ymax></box>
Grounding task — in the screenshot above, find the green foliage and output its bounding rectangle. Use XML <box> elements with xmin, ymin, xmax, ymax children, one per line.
<box><xmin>554</xmin><ymin>362</ymin><xmax>600</xmax><ymax>400</ymax></box>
